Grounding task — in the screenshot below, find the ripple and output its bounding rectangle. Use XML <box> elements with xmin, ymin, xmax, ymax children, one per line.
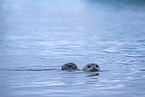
<box><xmin>0</xmin><ymin>68</ymin><xmax>59</xmax><ymax>71</ymax></box>
<box><xmin>11</xmin><ymin>81</ymin><xmax>65</xmax><ymax>88</ymax></box>
<box><xmin>96</xmin><ymin>84</ymin><xmax>125</xmax><ymax>89</ymax></box>
<box><xmin>140</xmin><ymin>69</ymin><xmax>145</xmax><ymax>71</ymax></box>
<box><xmin>125</xmin><ymin>55</ymin><xmax>145</xmax><ymax>58</ymax></box>
<box><xmin>32</xmin><ymin>81</ymin><xmax>65</xmax><ymax>86</ymax></box>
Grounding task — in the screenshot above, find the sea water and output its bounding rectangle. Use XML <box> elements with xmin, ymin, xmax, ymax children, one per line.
<box><xmin>0</xmin><ymin>0</ymin><xmax>145</xmax><ymax>97</ymax></box>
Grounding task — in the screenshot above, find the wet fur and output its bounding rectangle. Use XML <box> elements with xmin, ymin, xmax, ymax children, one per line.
<box><xmin>61</xmin><ymin>63</ymin><xmax>78</xmax><ymax>70</ymax></box>
<box><xmin>83</xmin><ymin>63</ymin><xmax>100</xmax><ymax>72</ymax></box>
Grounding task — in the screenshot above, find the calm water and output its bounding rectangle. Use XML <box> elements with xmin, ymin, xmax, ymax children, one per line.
<box><xmin>0</xmin><ymin>0</ymin><xmax>145</xmax><ymax>97</ymax></box>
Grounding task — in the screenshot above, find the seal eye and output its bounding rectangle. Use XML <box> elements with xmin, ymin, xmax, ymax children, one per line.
<box><xmin>87</xmin><ymin>65</ymin><xmax>91</xmax><ymax>68</ymax></box>
<box><xmin>68</xmin><ymin>65</ymin><xmax>72</xmax><ymax>67</ymax></box>
<box><xmin>95</xmin><ymin>65</ymin><xmax>99</xmax><ymax>68</ymax></box>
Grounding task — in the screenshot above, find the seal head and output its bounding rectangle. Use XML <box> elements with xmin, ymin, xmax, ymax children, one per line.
<box><xmin>61</xmin><ymin>63</ymin><xmax>78</xmax><ymax>70</ymax></box>
<box><xmin>83</xmin><ymin>63</ymin><xmax>100</xmax><ymax>72</ymax></box>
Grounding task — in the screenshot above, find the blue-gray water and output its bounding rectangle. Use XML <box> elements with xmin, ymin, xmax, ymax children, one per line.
<box><xmin>0</xmin><ymin>0</ymin><xmax>145</xmax><ymax>97</ymax></box>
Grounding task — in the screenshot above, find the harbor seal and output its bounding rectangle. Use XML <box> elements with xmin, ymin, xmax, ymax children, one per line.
<box><xmin>61</xmin><ymin>63</ymin><xmax>78</xmax><ymax>70</ymax></box>
<box><xmin>83</xmin><ymin>63</ymin><xmax>100</xmax><ymax>72</ymax></box>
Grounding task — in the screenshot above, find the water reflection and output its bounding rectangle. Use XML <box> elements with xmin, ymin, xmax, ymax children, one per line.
<box><xmin>86</xmin><ymin>73</ymin><xmax>99</xmax><ymax>77</ymax></box>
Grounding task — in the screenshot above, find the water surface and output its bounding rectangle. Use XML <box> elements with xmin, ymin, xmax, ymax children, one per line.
<box><xmin>0</xmin><ymin>0</ymin><xmax>145</xmax><ymax>97</ymax></box>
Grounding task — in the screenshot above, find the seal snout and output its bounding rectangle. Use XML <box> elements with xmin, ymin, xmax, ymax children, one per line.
<box><xmin>93</xmin><ymin>67</ymin><xmax>96</xmax><ymax>70</ymax></box>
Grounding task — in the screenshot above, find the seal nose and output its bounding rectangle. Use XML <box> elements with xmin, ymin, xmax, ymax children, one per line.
<box><xmin>93</xmin><ymin>67</ymin><xmax>95</xmax><ymax>70</ymax></box>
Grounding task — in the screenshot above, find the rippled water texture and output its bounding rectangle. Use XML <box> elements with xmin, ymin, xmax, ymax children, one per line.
<box><xmin>0</xmin><ymin>0</ymin><xmax>145</xmax><ymax>97</ymax></box>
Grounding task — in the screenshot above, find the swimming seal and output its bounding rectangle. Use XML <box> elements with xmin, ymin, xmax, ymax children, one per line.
<box><xmin>83</xmin><ymin>63</ymin><xmax>100</xmax><ymax>72</ymax></box>
<box><xmin>61</xmin><ymin>63</ymin><xmax>78</xmax><ymax>70</ymax></box>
